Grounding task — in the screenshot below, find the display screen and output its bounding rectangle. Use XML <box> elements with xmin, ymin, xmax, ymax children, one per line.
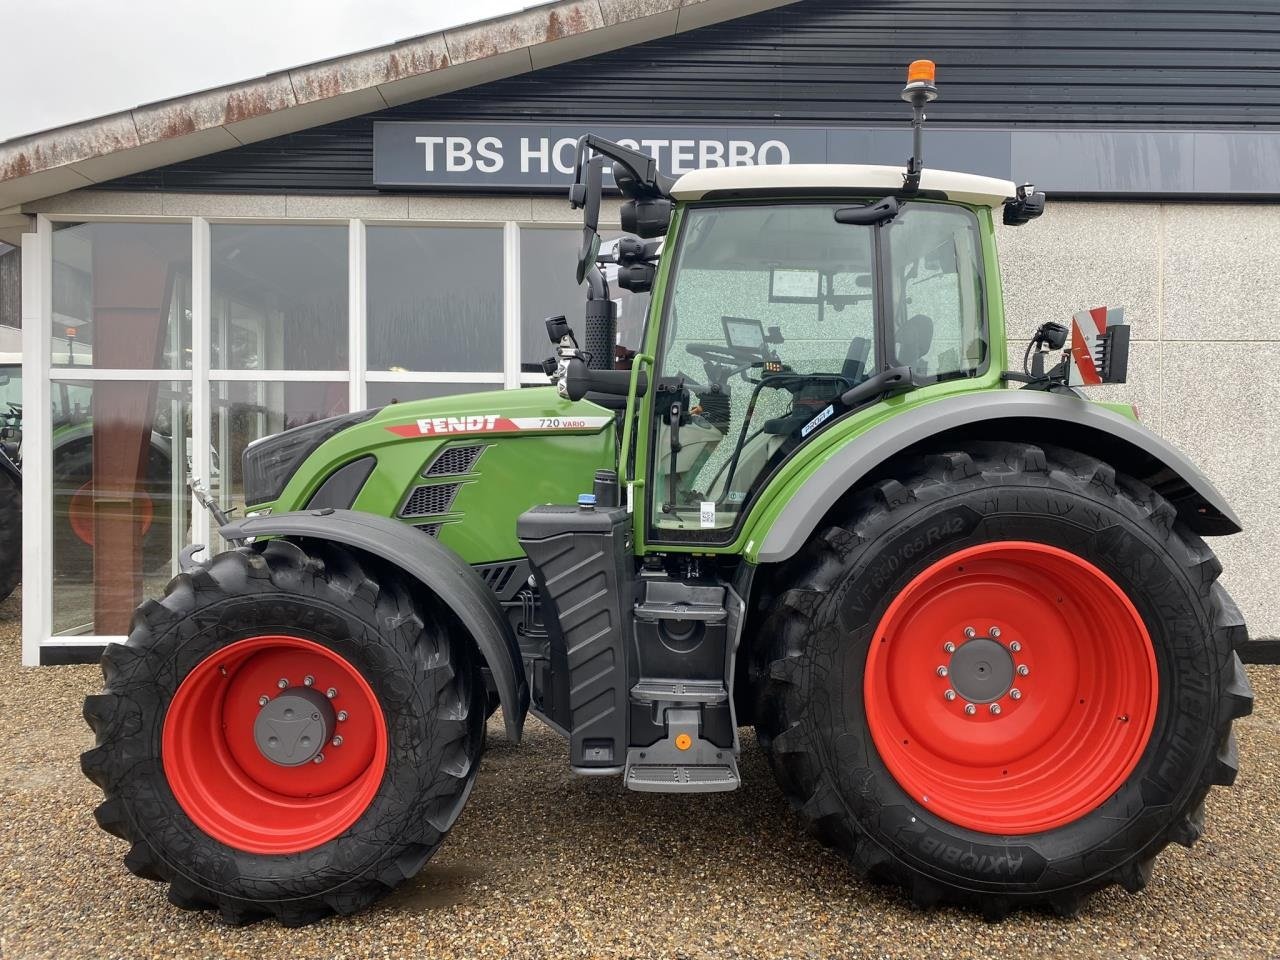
<box><xmin>722</xmin><ymin>315</ymin><xmax>766</xmax><ymax>351</ymax></box>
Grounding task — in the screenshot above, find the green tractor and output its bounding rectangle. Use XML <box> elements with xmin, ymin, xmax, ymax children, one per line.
<box><xmin>83</xmin><ymin>63</ymin><xmax>1252</xmax><ymax>925</ymax></box>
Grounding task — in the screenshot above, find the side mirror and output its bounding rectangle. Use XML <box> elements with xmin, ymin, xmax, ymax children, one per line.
<box><xmin>1003</xmin><ymin>184</ymin><xmax>1045</xmax><ymax>226</ymax></box>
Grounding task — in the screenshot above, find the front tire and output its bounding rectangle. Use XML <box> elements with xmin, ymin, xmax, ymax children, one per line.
<box><xmin>752</xmin><ymin>442</ymin><xmax>1253</xmax><ymax>917</ymax></box>
<box><xmin>81</xmin><ymin>539</ymin><xmax>485</xmax><ymax>926</ymax></box>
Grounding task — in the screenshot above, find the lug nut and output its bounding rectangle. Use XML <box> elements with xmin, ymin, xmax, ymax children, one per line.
<box><xmin>944</xmin><ymin>689</ymin><xmax>956</xmax><ymax>701</ymax></box>
<box><xmin>936</xmin><ymin>665</ymin><xmax>949</xmax><ymax>677</ymax></box>
<box><xmin>1018</xmin><ymin>665</ymin><xmax>1029</xmax><ymax>677</ymax></box>
<box><xmin>1009</xmin><ymin>640</ymin><xmax>1022</xmax><ymax>653</ymax></box>
<box><xmin>943</xmin><ymin>641</ymin><xmax>956</xmax><ymax>654</ymax></box>
<box><xmin>326</xmin><ymin>687</ymin><xmax>338</xmax><ymax>699</ymax></box>
<box><xmin>964</xmin><ymin>703</ymin><xmax>977</xmax><ymax>715</ymax></box>
<box><xmin>258</xmin><ymin>695</ymin><xmax>269</xmax><ymax>707</ymax></box>
<box><xmin>337</xmin><ymin>710</ymin><xmax>348</xmax><ymax>722</ymax></box>
<box><xmin>303</xmin><ymin>675</ymin><xmax>315</xmax><ymax>687</ymax></box>
<box><xmin>989</xmin><ymin>626</ymin><xmax>1002</xmax><ymax>639</ymax></box>
<box><xmin>313</xmin><ymin>753</ymin><xmax>325</xmax><ymax>764</ymax></box>
<box><xmin>964</xmin><ymin>626</ymin><xmax>977</xmax><ymax>639</ymax></box>
<box><xmin>276</xmin><ymin>678</ymin><xmax>289</xmax><ymax>689</ymax></box>
<box><xmin>331</xmin><ymin>735</ymin><xmax>343</xmax><ymax>747</ymax></box>
<box><xmin>989</xmin><ymin>703</ymin><xmax>1002</xmax><ymax>715</ymax></box>
<box><xmin>1010</xmin><ymin>688</ymin><xmax>1022</xmax><ymax>700</ymax></box>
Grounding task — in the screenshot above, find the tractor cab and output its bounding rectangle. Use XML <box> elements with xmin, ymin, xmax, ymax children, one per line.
<box><xmin>554</xmin><ymin>60</ymin><xmax>1044</xmax><ymax>549</ymax></box>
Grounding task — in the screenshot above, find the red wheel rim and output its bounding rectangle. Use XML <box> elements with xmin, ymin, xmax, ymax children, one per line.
<box><xmin>69</xmin><ymin>482</ymin><xmax>153</xmax><ymax>546</ymax></box>
<box><xmin>162</xmin><ymin>635</ymin><xmax>388</xmax><ymax>854</ymax></box>
<box><xmin>864</xmin><ymin>541</ymin><xmax>1157</xmax><ymax>835</ymax></box>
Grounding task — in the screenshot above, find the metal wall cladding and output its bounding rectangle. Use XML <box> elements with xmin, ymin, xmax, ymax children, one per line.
<box><xmin>101</xmin><ymin>0</ymin><xmax>1280</xmax><ymax>196</ymax></box>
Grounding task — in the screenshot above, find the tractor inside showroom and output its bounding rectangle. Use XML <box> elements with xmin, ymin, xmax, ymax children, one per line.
<box><xmin>83</xmin><ymin>62</ymin><xmax>1252</xmax><ymax>926</ymax></box>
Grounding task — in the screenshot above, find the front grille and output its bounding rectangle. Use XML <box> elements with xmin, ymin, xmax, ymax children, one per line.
<box><xmin>473</xmin><ymin>560</ymin><xmax>526</xmax><ymax>599</ymax></box>
<box><xmin>414</xmin><ymin>522</ymin><xmax>443</xmax><ymax>537</ymax></box>
<box><xmin>400</xmin><ymin>482</ymin><xmax>460</xmax><ymax>517</ymax></box>
<box><xmin>424</xmin><ymin>445</ymin><xmax>485</xmax><ymax>477</ymax></box>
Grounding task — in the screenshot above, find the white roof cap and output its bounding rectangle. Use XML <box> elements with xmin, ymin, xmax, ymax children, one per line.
<box><xmin>670</xmin><ymin>163</ymin><xmax>1016</xmax><ymax>207</ymax></box>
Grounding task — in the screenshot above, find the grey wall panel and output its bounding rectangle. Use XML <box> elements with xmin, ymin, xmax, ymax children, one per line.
<box><xmin>1011</xmin><ymin>132</ymin><xmax>1198</xmax><ymax>193</ymax></box>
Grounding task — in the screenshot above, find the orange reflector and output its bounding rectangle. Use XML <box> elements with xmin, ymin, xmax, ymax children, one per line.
<box><xmin>907</xmin><ymin>59</ymin><xmax>936</xmax><ymax>85</ymax></box>
<box><xmin>674</xmin><ymin>733</ymin><xmax>693</xmax><ymax>751</ymax></box>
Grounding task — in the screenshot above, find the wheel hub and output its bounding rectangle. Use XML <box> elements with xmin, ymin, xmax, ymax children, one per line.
<box><xmin>162</xmin><ymin>635</ymin><xmax>386</xmax><ymax>854</ymax></box>
<box><xmin>253</xmin><ymin>687</ymin><xmax>335</xmax><ymax>766</ymax></box>
<box><xmin>864</xmin><ymin>541</ymin><xmax>1159</xmax><ymax>835</ymax></box>
<box><xmin>947</xmin><ymin>637</ymin><xmax>1013</xmax><ymax>704</ymax></box>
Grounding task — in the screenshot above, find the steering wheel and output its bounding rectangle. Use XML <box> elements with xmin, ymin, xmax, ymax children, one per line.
<box><xmin>685</xmin><ymin>342</ymin><xmax>770</xmax><ymax>386</ymax></box>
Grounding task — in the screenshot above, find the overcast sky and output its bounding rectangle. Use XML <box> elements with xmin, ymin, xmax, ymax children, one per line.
<box><xmin>0</xmin><ymin>0</ymin><xmax>529</xmax><ymax>143</ymax></box>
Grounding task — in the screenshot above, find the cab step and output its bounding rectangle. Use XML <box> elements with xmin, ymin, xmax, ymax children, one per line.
<box><xmin>625</xmin><ymin>760</ymin><xmax>741</xmax><ymax>793</ymax></box>
<box><xmin>630</xmin><ymin>679</ymin><xmax>728</xmax><ymax>704</ymax></box>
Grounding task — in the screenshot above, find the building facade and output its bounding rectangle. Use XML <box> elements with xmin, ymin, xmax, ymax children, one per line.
<box><xmin>2</xmin><ymin>0</ymin><xmax>1278</xmax><ymax>663</ymax></box>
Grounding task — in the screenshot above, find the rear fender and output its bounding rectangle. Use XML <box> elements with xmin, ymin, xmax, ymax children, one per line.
<box><xmin>756</xmin><ymin>390</ymin><xmax>1241</xmax><ymax>564</ymax></box>
<box><xmin>220</xmin><ymin>509</ymin><xmax>528</xmax><ymax>741</ymax></box>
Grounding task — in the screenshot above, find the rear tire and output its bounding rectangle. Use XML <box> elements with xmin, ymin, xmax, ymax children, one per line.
<box><xmin>0</xmin><ymin>468</ymin><xmax>18</xmax><ymax>603</ymax></box>
<box><xmin>751</xmin><ymin>441</ymin><xmax>1253</xmax><ymax>917</ymax></box>
<box><xmin>81</xmin><ymin>539</ymin><xmax>485</xmax><ymax>926</ymax></box>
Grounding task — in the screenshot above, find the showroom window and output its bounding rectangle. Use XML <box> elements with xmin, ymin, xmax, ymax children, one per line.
<box><xmin>52</xmin><ymin>222</ymin><xmax>191</xmax><ymax>370</ymax></box>
<box><xmin>49</xmin><ymin>380</ymin><xmax>191</xmax><ymax>636</ymax></box>
<box><xmin>22</xmin><ymin>213</ymin><xmax>632</xmax><ymax>662</ymax></box>
<box><xmin>211</xmin><ymin>224</ymin><xmax>347</xmax><ymax>371</ymax></box>
<box><xmin>366</xmin><ymin>225</ymin><xmax>504</xmax><ymax>375</ymax></box>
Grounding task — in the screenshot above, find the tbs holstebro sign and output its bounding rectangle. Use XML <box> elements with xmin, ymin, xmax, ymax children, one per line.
<box><xmin>372</xmin><ymin>122</ymin><xmax>835</xmax><ymax>190</ymax></box>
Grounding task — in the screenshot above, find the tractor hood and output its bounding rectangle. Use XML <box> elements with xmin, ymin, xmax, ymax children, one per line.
<box><xmin>242</xmin><ymin>386</ymin><xmax>617</xmax><ymax>564</ymax></box>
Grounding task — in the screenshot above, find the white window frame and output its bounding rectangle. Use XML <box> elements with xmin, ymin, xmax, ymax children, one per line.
<box><xmin>22</xmin><ymin>206</ymin><xmax>616</xmax><ymax>664</ymax></box>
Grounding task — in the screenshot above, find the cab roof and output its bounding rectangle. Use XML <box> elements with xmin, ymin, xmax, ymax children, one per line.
<box><xmin>670</xmin><ymin>164</ymin><xmax>1017</xmax><ymax>208</ymax></box>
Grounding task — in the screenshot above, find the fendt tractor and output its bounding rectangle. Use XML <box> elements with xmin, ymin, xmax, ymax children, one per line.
<box><xmin>82</xmin><ymin>62</ymin><xmax>1253</xmax><ymax>926</ymax></box>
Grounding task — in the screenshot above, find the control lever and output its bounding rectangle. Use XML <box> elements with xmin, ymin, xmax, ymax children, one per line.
<box><xmin>839</xmin><ymin>366</ymin><xmax>918</xmax><ymax>407</ymax></box>
<box><xmin>562</xmin><ymin>357</ymin><xmax>649</xmax><ymax>401</ymax></box>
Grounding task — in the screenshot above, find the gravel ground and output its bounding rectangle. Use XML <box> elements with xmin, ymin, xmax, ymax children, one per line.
<box><xmin>1</xmin><ymin>589</ymin><xmax>1277</xmax><ymax>960</ymax></box>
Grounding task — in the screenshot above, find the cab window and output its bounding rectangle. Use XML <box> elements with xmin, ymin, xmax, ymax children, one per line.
<box><xmin>651</xmin><ymin>203</ymin><xmax>877</xmax><ymax>537</ymax></box>
<box><xmin>649</xmin><ymin>200</ymin><xmax>986</xmax><ymax>541</ymax></box>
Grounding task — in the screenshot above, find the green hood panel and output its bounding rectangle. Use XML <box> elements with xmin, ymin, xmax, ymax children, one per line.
<box><xmin>262</xmin><ymin>387</ymin><xmax>616</xmax><ymax>564</ymax></box>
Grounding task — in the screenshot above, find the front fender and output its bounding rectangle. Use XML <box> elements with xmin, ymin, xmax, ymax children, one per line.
<box><xmin>756</xmin><ymin>390</ymin><xmax>1241</xmax><ymax>564</ymax></box>
<box><xmin>220</xmin><ymin>509</ymin><xmax>528</xmax><ymax>741</ymax></box>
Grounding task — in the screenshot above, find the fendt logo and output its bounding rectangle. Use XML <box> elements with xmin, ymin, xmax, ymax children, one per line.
<box><xmin>417</xmin><ymin>415</ymin><xmax>500</xmax><ymax>435</ymax></box>
<box><xmin>385</xmin><ymin>414</ymin><xmax>612</xmax><ymax>438</ymax></box>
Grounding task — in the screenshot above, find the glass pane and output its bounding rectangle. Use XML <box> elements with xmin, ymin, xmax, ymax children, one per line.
<box><xmin>51</xmin><ymin>380</ymin><xmax>191</xmax><ymax>635</ymax></box>
<box><xmin>211</xmin><ymin>380</ymin><xmax>349</xmax><ymax>549</ymax></box>
<box><xmin>211</xmin><ymin>224</ymin><xmax>347</xmax><ymax>370</ymax></box>
<box><xmin>367</xmin><ymin>226</ymin><xmax>502</xmax><ymax>373</ymax></box>
<box><xmin>653</xmin><ymin>203</ymin><xmax>877</xmax><ymax>535</ymax></box>
<box><xmin>884</xmin><ymin>203</ymin><xmax>986</xmax><ymax>377</ymax></box>
<box><xmin>0</xmin><ymin>240</ymin><xmax>20</xmax><ymax>335</ymax></box>
<box><xmin>519</xmin><ymin>228</ymin><xmax>650</xmax><ymax>365</ymax></box>
<box><xmin>367</xmin><ymin>381</ymin><xmax>502</xmax><ymax>407</ymax></box>
<box><xmin>51</xmin><ymin>223</ymin><xmax>191</xmax><ymax>370</ymax></box>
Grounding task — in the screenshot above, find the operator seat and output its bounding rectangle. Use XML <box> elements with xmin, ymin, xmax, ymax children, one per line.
<box><xmin>895</xmin><ymin>313</ymin><xmax>934</xmax><ymax>374</ymax></box>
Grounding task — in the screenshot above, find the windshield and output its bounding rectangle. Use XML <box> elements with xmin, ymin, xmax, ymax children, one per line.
<box><xmin>650</xmin><ymin>200</ymin><xmax>985</xmax><ymax>539</ymax></box>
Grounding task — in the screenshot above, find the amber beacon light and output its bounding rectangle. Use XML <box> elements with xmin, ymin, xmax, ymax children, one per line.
<box><xmin>903</xmin><ymin>59</ymin><xmax>938</xmax><ymax>103</ymax></box>
<box><xmin>900</xmin><ymin>59</ymin><xmax>939</xmax><ymax>193</ymax></box>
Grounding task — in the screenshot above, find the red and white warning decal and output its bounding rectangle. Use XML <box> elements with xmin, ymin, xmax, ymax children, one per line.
<box><xmin>1068</xmin><ymin>305</ymin><xmax>1124</xmax><ymax>387</ymax></box>
<box><xmin>385</xmin><ymin>414</ymin><xmax>613</xmax><ymax>438</ymax></box>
